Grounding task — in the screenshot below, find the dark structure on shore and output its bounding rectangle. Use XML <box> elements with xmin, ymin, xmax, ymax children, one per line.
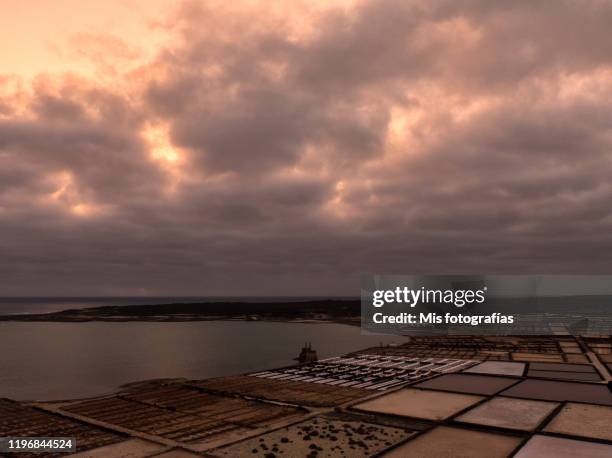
<box><xmin>295</xmin><ymin>342</ymin><xmax>318</xmax><ymax>363</ymax></box>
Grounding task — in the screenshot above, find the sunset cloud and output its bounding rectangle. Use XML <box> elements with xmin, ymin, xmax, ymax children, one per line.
<box><xmin>1</xmin><ymin>0</ymin><xmax>612</xmax><ymax>295</ymax></box>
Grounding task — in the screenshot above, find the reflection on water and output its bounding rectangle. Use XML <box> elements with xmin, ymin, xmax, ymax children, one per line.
<box><xmin>0</xmin><ymin>321</ymin><xmax>403</xmax><ymax>401</ymax></box>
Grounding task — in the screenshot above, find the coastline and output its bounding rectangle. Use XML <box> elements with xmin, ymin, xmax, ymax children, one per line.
<box><xmin>0</xmin><ymin>299</ymin><xmax>361</xmax><ymax>326</ymax></box>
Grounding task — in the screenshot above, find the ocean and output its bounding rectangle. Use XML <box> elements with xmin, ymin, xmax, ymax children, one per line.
<box><xmin>0</xmin><ymin>321</ymin><xmax>403</xmax><ymax>401</ymax></box>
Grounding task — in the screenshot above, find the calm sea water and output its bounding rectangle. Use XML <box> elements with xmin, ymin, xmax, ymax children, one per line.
<box><xmin>0</xmin><ymin>321</ymin><xmax>403</xmax><ymax>401</ymax></box>
<box><xmin>0</xmin><ymin>297</ymin><xmax>354</xmax><ymax>315</ymax></box>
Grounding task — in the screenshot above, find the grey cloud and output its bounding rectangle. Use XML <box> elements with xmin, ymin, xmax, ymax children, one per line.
<box><xmin>1</xmin><ymin>0</ymin><xmax>612</xmax><ymax>295</ymax></box>
<box><xmin>0</xmin><ymin>84</ymin><xmax>168</xmax><ymax>209</ymax></box>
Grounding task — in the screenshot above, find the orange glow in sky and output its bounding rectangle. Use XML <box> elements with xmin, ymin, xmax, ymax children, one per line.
<box><xmin>0</xmin><ymin>0</ymin><xmax>172</xmax><ymax>79</ymax></box>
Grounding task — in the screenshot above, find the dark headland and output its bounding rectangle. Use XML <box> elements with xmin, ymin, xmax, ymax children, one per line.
<box><xmin>0</xmin><ymin>299</ymin><xmax>361</xmax><ymax>325</ymax></box>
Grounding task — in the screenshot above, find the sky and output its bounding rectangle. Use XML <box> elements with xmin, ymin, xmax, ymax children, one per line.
<box><xmin>1</xmin><ymin>0</ymin><xmax>612</xmax><ymax>296</ymax></box>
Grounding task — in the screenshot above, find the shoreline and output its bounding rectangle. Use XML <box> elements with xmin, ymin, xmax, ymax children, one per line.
<box><xmin>0</xmin><ymin>315</ymin><xmax>361</xmax><ymax>326</ymax></box>
<box><xmin>0</xmin><ymin>299</ymin><xmax>361</xmax><ymax>325</ymax></box>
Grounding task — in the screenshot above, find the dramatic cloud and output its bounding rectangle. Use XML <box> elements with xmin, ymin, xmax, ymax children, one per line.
<box><xmin>1</xmin><ymin>0</ymin><xmax>612</xmax><ymax>295</ymax></box>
